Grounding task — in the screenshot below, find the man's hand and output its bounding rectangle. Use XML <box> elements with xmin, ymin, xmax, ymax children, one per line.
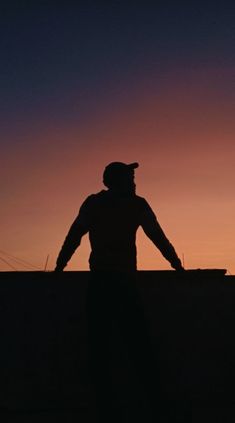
<box><xmin>175</xmin><ymin>265</ymin><xmax>185</xmax><ymax>272</ymax></box>
<box><xmin>54</xmin><ymin>265</ymin><xmax>64</xmax><ymax>272</ymax></box>
<box><xmin>171</xmin><ymin>258</ymin><xmax>185</xmax><ymax>272</ymax></box>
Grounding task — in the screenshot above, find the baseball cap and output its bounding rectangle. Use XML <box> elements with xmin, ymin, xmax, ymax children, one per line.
<box><xmin>103</xmin><ymin>162</ymin><xmax>139</xmax><ymax>187</ymax></box>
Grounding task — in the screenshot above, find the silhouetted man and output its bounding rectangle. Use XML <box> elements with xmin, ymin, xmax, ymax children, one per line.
<box><xmin>55</xmin><ymin>162</ymin><xmax>183</xmax><ymax>272</ymax></box>
<box><xmin>55</xmin><ymin>162</ymin><xmax>184</xmax><ymax>422</ymax></box>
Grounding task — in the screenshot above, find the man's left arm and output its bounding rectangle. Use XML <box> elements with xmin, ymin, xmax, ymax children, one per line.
<box><xmin>140</xmin><ymin>200</ymin><xmax>184</xmax><ymax>271</ymax></box>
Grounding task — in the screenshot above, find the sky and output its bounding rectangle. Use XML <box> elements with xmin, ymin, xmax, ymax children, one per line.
<box><xmin>1</xmin><ymin>1</ymin><xmax>235</xmax><ymax>273</ymax></box>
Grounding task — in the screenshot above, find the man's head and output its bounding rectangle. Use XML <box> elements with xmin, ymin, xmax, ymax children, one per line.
<box><xmin>103</xmin><ymin>162</ymin><xmax>139</xmax><ymax>194</ymax></box>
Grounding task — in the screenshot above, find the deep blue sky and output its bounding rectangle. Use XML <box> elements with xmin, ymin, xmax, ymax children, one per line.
<box><xmin>1</xmin><ymin>1</ymin><xmax>234</xmax><ymax>135</ymax></box>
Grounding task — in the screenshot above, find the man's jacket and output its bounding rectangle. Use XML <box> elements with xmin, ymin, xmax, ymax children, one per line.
<box><xmin>56</xmin><ymin>190</ymin><xmax>182</xmax><ymax>271</ymax></box>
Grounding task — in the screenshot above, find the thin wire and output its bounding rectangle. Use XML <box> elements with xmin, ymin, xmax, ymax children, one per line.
<box><xmin>0</xmin><ymin>254</ymin><xmax>33</xmax><ymax>270</ymax></box>
<box><xmin>0</xmin><ymin>256</ymin><xmax>18</xmax><ymax>271</ymax></box>
<box><xmin>0</xmin><ymin>250</ymin><xmax>41</xmax><ymax>270</ymax></box>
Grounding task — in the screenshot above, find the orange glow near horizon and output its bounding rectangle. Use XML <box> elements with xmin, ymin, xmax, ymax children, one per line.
<box><xmin>1</xmin><ymin>67</ymin><xmax>234</xmax><ymax>273</ymax></box>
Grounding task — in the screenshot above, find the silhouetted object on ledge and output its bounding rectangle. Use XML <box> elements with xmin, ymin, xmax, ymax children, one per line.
<box><xmin>55</xmin><ymin>161</ymin><xmax>183</xmax><ymax>272</ymax></box>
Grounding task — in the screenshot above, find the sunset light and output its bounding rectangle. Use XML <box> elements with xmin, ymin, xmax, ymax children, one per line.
<box><xmin>1</xmin><ymin>4</ymin><xmax>234</xmax><ymax>273</ymax></box>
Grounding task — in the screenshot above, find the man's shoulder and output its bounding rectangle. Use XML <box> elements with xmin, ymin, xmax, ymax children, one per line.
<box><xmin>82</xmin><ymin>191</ymin><xmax>107</xmax><ymax>205</ymax></box>
<box><xmin>89</xmin><ymin>190</ymin><xmax>107</xmax><ymax>200</ymax></box>
<box><xmin>134</xmin><ymin>194</ymin><xmax>146</xmax><ymax>201</ymax></box>
<box><xmin>134</xmin><ymin>195</ymin><xmax>149</xmax><ymax>206</ymax></box>
<box><xmin>82</xmin><ymin>192</ymin><xmax>150</xmax><ymax>208</ymax></box>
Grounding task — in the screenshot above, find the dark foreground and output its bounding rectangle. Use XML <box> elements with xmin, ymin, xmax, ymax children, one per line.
<box><xmin>1</xmin><ymin>270</ymin><xmax>235</xmax><ymax>422</ymax></box>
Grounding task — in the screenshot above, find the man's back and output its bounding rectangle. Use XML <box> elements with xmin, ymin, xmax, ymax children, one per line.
<box><xmin>84</xmin><ymin>190</ymin><xmax>147</xmax><ymax>271</ymax></box>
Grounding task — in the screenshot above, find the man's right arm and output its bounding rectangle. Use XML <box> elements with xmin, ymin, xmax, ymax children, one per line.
<box><xmin>55</xmin><ymin>196</ymin><xmax>92</xmax><ymax>271</ymax></box>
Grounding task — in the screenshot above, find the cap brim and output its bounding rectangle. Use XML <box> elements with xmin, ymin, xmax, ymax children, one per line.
<box><xmin>128</xmin><ymin>162</ymin><xmax>139</xmax><ymax>169</ymax></box>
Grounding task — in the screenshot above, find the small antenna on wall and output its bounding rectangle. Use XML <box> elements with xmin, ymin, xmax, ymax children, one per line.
<box><xmin>44</xmin><ymin>254</ymin><xmax>49</xmax><ymax>271</ymax></box>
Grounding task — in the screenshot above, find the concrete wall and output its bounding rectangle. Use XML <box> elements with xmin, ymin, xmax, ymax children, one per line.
<box><xmin>1</xmin><ymin>270</ymin><xmax>234</xmax><ymax>412</ymax></box>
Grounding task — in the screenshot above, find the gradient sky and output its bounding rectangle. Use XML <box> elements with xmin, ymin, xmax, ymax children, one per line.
<box><xmin>1</xmin><ymin>2</ymin><xmax>234</xmax><ymax>273</ymax></box>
